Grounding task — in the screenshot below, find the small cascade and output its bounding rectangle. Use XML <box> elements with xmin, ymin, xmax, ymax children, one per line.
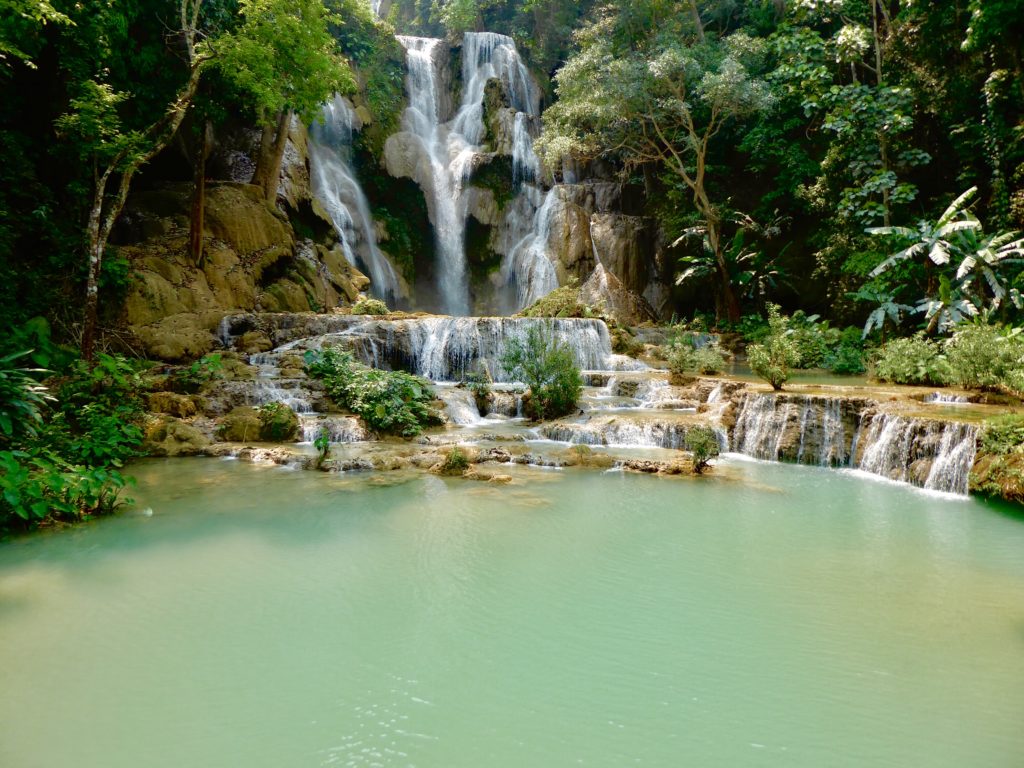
<box><xmin>250</xmin><ymin>353</ymin><xmax>313</xmax><ymax>414</ymax></box>
<box><xmin>540</xmin><ymin>419</ymin><xmax>689</xmax><ymax>449</ymax></box>
<box><xmin>435</xmin><ymin>385</ymin><xmax>483</xmax><ymax>426</ymax></box>
<box><xmin>924</xmin><ymin>392</ymin><xmax>970</xmax><ymax>404</ymax></box>
<box><xmin>854</xmin><ymin>413</ymin><xmax>978</xmax><ymax>495</ymax></box>
<box><xmin>403</xmin><ymin>316</ymin><xmax>613</xmax><ymax>382</ymax></box>
<box><xmin>308</xmin><ymin>96</ymin><xmax>402</xmax><ymax>305</ymax></box>
<box><xmin>300</xmin><ymin>415</ymin><xmax>368</xmax><ymax>443</ymax></box>
<box><xmin>732</xmin><ymin>394</ymin><xmax>848</xmax><ymax>466</ymax></box>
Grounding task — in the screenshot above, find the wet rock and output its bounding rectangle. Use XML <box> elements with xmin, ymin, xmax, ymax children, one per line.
<box><xmin>147</xmin><ymin>392</ymin><xmax>198</xmax><ymax>418</ymax></box>
<box><xmin>143</xmin><ymin>415</ymin><xmax>211</xmax><ymax>456</ymax></box>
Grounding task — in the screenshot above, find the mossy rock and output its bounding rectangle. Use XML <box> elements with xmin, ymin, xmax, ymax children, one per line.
<box><xmin>257</xmin><ymin>402</ymin><xmax>300</xmax><ymax>442</ymax></box>
<box><xmin>147</xmin><ymin>391</ymin><xmax>199</xmax><ymax>418</ymax></box>
<box><xmin>143</xmin><ymin>415</ymin><xmax>211</xmax><ymax>457</ymax></box>
<box><xmin>218</xmin><ymin>406</ymin><xmax>264</xmax><ymax>442</ymax></box>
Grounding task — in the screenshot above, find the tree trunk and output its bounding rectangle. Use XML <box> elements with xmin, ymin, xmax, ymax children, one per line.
<box><xmin>189</xmin><ymin>120</ymin><xmax>213</xmax><ymax>265</ymax></box>
<box><xmin>80</xmin><ymin>203</ymin><xmax>106</xmax><ymax>362</ymax></box>
<box><xmin>687</xmin><ymin>0</ymin><xmax>705</xmax><ymax>41</ymax></box>
<box><xmin>251</xmin><ymin>110</ymin><xmax>291</xmax><ymax>203</ymax></box>
<box><xmin>710</xmin><ymin>229</ymin><xmax>741</xmax><ymax>323</ymax></box>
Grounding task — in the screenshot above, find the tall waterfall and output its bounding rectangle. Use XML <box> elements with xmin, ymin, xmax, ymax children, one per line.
<box><xmin>397</xmin><ymin>35</ymin><xmax>470</xmax><ymax>315</ymax></box>
<box><xmin>396</xmin><ymin>32</ymin><xmax>552</xmax><ymax>315</ymax></box>
<box><xmin>308</xmin><ymin>96</ymin><xmax>402</xmax><ymax>305</ymax></box>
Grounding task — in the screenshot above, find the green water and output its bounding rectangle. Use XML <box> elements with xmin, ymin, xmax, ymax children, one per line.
<box><xmin>2</xmin><ymin>459</ymin><xmax>1023</xmax><ymax>767</ymax></box>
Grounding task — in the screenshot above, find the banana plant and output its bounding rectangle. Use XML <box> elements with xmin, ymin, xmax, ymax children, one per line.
<box><xmin>867</xmin><ymin>186</ymin><xmax>981</xmax><ymax>277</ymax></box>
<box><xmin>954</xmin><ymin>228</ymin><xmax>1024</xmax><ymax>310</ymax></box>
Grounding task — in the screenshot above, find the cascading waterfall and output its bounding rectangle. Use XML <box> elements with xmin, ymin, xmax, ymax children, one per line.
<box><xmin>308</xmin><ymin>96</ymin><xmax>402</xmax><ymax>305</ymax></box>
<box><xmin>730</xmin><ymin>393</ymin><xmax>978</xmax><ymax>494</ymax></box>
<box><xmin>499</xmin><ymin>188</ymin><xmax>561</xmax><ymax>310</ymax></box>
<box><xmin>397</xmin><ymin>32</ymin><xmax>542</xmax><ymax>315</ymax></box>
<box><xmin>404</xmin><ymin>316</ymin><xmax>613</xmax><ymax>382</ymax></box>
<box><xmin>854</xmin><ymin>413</ymin><xmax>978</xmax><ymax>494</ymax></box>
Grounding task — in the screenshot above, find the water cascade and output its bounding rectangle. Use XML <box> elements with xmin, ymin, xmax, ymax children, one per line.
<box><xmin>730</xmin><ymin>393</ymin><xmax>979</xmax><ymax>494</ymax></box>
<box><xmin>499</xmin><ymin>188</ymin><xmax>561</xmax><ymax>310</ymax></box>
<box><xmin>396</xmin><ymin>32</ymin><xmax>542</xmax><ymax>315</ymax></box>
<box><xmin>308</xmin><ymin>96</ymin><xmax>403</xmax><ymax>305</ymax></box>
<box><xmin>854</xmin><ymin>413</ymin><xmax>978</xmax><ymax>494</ymax></box>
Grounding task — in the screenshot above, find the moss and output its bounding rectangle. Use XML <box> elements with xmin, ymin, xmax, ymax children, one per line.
<box><xmin>970</xmin><ymin>452</ymin><xmax>1024</xmax><ymax>505</ymax></box>
<box><xmin>519</xmin><ymin>279</ymin><xmax>598</xmax><ymax>319</ymax></box>
<box><xmin>469</xmin><ymin>155</ymin><xmax>516</xmax><ymax>210</ymax></box>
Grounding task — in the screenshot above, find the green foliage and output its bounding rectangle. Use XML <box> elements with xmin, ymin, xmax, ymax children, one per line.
<box><xmin>519</xmin><ymin>279</ymin><xmax>595</xmax><ymax>319</ymax></box>
<box><xmin>667</xmin><ymin>340</ymin><xmax>727</xmax><ymax>376</ymax></box>
<box><xmin>824</xmin><ymin>327</ymin><xmax>866</xmax><ymax>375</ymax></box>
<box><xmin>351</xmin><ymin>297</ymin><xmax>390</xmax><ymax>315</ymax></box>
<box><xmin>172</xmin><ymin>353</ymin><xmax>224</xmax><ymax>394</ymax></box>
<box><xmin>0</xmin><ymin>352</ymin><xmax>145</xmax><ymax>529</ymax></box>
<box><xmin>500</xmin><ymin>323</ymin><xmax>582</xmax><ymax>420</ymax></box>
<box><xmin>313</xmin><ymin>426</ymin><xmax>331</xmax><ymax>467</ymax></box>
<box><xmin>746</xmin><ymin>304</ymin><xmax>800</xmax><ymax>390</ymax></box>
<box><xmin>304</xmin><ymin>346</ymin><xmax>435</xmax><ymax>436</ymax></box>
<box><xmin>257</xmin><ymin>402</ymin><xmax>299</xmax><ymax>441</ymax></box>
<box><xmin>215</xmin><ymin>0</ymin><xmax>355</xmax><ymax>122</ymax></box>
<box><xmin>872</xmin><ymin>334</ymin><xmax>951</xmax><ymax>386</ymax></box>
<box><xmin>945</xmin><ymin>322</ymin><xmax>1024</xmax><ymax>393</ymax></box>
<box><xmin>686</xmin><ymin>425</ymin><xmax>720</xmax><ymax>474</ymax></box>
<box><xmin>979</xmin><ymin>414</ymin><xmax>1024</xmax><ymax>456</ymax></box>
<box><xmin>463</xmin><ymin>367</ymin><xmax>492</xmax><ymax>400</ymax></box>
<box><xmin>787</xmin><ymin>310</ymin><xmax>840</xmax><ymax>368</ymax></box>
<box><xmin>0</xmin><ymin>350</ymin><xmax>52</xmax><ymax>441</ymax></box>
<box><xmin>439</xmin><ymin>445</ymin><xmax>470</xmax><ymax>474</ymax></box>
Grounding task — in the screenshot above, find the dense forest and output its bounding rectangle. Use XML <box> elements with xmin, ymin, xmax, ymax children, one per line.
<box><xmin>1</xmin><ymin>0</ymin><xmax>1023</xmax><ymax>525</ymax></box>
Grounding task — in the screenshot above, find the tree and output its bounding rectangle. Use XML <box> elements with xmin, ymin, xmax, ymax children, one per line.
<box><xmin>747</xmin><ymin>303</ymin><xmax>800</xmax><ymax>390</ymax></box>
<box><xmin>216</xmin><ymin>0</ymin><xmax>355</xmax><ymax>203</ymax></box>
<box><xmin>500</xmin><ymin>323</ymin><xmax>582</xmax><ymax>420</ymax></box>
<box><xmin>0</xmin><ymin>0</ymin><xmax>69</xmax><ymax>70</ymax></box>
<box><xmin>686</xmin><ymin>425</ymin><xmax>720</xmax><ymax>474</ymax></box>
<box><xmin>56</xmin><ymin>0</ymin><xmax>212</xmax><ymax>360</ymax></box>
<box><xmin>537</xmin><ymin>5</ymin><xmax>772</xmax><ymax>322</ymax></box>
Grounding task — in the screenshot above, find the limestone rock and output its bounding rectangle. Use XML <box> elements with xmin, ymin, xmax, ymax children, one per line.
<box><xmin>204</xmin><ymin>182</ymin><xmax>294</xmax><ymax>258</ymax></box>
<box><xmin>143</xmin><ymin>415</ymin><xmax>211</xmax><ymax>457</ymax></box>
<box><xmin>579</xmin><ymin>264</ymin><xmax>658</xmax><ymax>326</ymax></box>
<box><xmin>147</xmin><ymin>392</ymin><xmax>199</xmax><ymax>418</ymax></box>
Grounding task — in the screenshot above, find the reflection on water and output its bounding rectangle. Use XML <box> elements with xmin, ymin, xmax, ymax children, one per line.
<box><xmin>1</xmin><ymin>457</ymin><xmax>1023</xmax><ymax>768</ymax></box>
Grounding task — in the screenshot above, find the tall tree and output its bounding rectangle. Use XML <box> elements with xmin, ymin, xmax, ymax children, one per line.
<box><xmin>216</xmin><ymin>0</ymin><xmax>355</xmax><ymax>203</ymax></box>
<box><xmin>537</xmin><ymin>5</ymin><xmax>772</xmax><ymax>321</ymax></box>
<box><xmin>56</xmin><ymin>0</ymin><xmax>211</xmax><ymax>360</ymax></box>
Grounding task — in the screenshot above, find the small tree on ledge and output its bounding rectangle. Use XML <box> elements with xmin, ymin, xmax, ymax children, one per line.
<box><xmin>747</xmin><ymin>304</ymin><xmax>800</xmax><ymax>391</ymax></box>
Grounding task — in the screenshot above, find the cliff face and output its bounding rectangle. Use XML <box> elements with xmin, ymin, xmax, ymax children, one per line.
<box><xmin>116</xmin><ymin>119</ymin><xmax>370</xmax><ymax>362</ymax></box>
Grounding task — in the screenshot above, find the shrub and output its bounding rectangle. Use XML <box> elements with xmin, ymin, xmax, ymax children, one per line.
<box><xmin>172</xmin><ymin>353</ymin><xmax>224</xmax><ymax>393</ymax></box>
<box><xmin>519</xmin><ymin>278</ymin><xmax>595</xmax><ymax>319</ymax></box>
<box><xmin>304</xmin><ymin>347</ymin><xmax>435</xmax><ymax>436</ymax></box>
<box><xmin>257</xmin><ymin>402</ymin><xmax>299</xmax><ymax>441</ymax></box>
<box><xmin>351</xmin><ymin>297</ymin><xmax>389</xmax><ymax>315</ymax></box>
<box><xmin>314</xmin><ymin>427</ymin><xmax>331</xmax><ymax>468</ymax></box>
<box><xmin>439</xmin><ymin>446</ymin><xmax>470</xmax><ymax>475</ymax></box>
<box><xmin>686</xmin><ymin>425</ymin><xmax>720</xmax><ymax>474</ymax></box>
<box><xmin>980</xmin><ymin>414</ymin><xmax>1024</xmax><ymax>455</ymax></box>
<box><xmin>500</xmin><ymin>323</ymin><xmax>583</xmax><ymax>420</ymax></box>
<box><xmin>945</xmin><ymin>323</ymin><xmax>1024</xmax><ymax>392</ymax></box>
<box><xmin>788</xmin><ymin>311</ymin><xmax>841</xmax><ymax>369</ymax></box>
<box><xmin>825</xmin><ymin>327</ymin><xmax>866</xmax><ymax>374</ymax></box>
<box><xmin>873</xmin><ymin>334</ymin><xmax>951</xmax><ymax>386</ymax></box>
<box><xmin>667</xmin><ymin>341</ymin><xmax>727</xmax><ymax>375</ymax></box>
<box><xmin>1</xmin><ymin>352</ymin><xmax>145</xmax><ymax>529</ymax></box>
<box><xmin>0</xmin><ymin>350</ymin><xmax>53</xmax><ymax>441</ymax></box>
<box><xmin>746</xmin><ymin>304</ymin><xmax>800</xmax><ymax>390</ymax></box>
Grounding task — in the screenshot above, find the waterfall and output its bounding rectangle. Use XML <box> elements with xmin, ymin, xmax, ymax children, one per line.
<box><xmin>397</xmin><ymin>35</ymin><xmax>470</xmax><ymax>315</ymax></box>
<box><xmin>730</xmin><ymin>393</ymin><xmax>978</xmax><ymax>495</ymax></box>
<box><xmin>308</xmin><ymin>96</ymin><xmax>402</xmax><ymax>305</ymax></box>
<box><xmin>300</xmin><ymin>414</ymin><xmax>368</xmax><ymax>443</ymax></box>
<box><xmin>396</xmin><ymin>32</ymin><xmax>542</xmax><ymax>315</ymax></box>
<box><xmin>499</xmin><ymin>188</ymin><xmax>560</xmax><ymax>310</ymax></box>
<box><xmin>732</xmin><ymin>394</ymin><xmax>848</xmax><ymax>467</ymax></box>
<box><xmin>435</xmin><ymin>385</ymin><xmax>484</xmax><ymax>425</ymax></box>
<box><xmin>403</xmin><ymin>316</ymin><xmax>613</xmax><ymax>382</ymax></box>
<box><xmin>854</xmin><ymin>413</ymin><xmax>978</xmax><ymax>495</ymax></box>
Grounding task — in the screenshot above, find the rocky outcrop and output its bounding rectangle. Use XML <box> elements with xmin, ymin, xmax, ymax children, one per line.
<box><xmin>116</xmin><ymin>183</ymin><xmax>369</xmax><ymax>361</ymax></box>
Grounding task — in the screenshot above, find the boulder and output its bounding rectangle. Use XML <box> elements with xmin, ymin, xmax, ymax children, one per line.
<box><xmin>147</xmin><ymin>392</ymin><xmax>199</xmax><ymax>418</ymax></box>
<box><xmin>218</xmin><ymin>406</ymin><xmax>264</xmax><ymax>442</ymax></box>
<box><xmin>143</xmin><ymin>415</ymin><xmax>211</xmax><ymax>457</ymax></box>
<box><xmin>580</xmin><ymin>264</ymin><xmax>658</xmax><ymax>326</ymax></box>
